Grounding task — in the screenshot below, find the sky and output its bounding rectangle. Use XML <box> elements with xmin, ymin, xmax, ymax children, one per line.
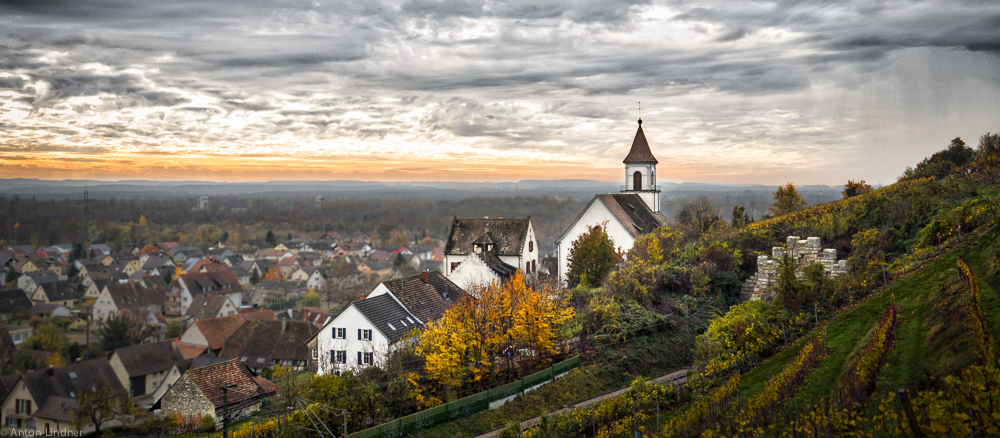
<box><xmin>1</xmin><ymin>0</ymin><xmax>999</xmax><ymax>185</ymax></box>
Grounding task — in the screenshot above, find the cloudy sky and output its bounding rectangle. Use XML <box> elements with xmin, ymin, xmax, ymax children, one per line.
<box><xmin>1</xmin><ymin>0</ymin><xmax>999</xmax><ymax>184</ymax></box>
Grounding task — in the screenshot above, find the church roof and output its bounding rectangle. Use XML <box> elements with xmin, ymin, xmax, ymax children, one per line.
<box><xmin>623</xmin><ymin>119</ymin><xmax>658</xmax><ymax>164</ymax></box>
<box><xmin>596</xmin><ymin>194</ymin><xmax>665</xmax><ymax>238</ymax></box>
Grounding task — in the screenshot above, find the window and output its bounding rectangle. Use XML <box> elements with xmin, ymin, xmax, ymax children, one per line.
<box><xmin>7</xmin><ymin>417</ymin><xmax>21</xmax><ymax>428</ymax></box>
<box><xmin>528</xmin><ymin>241</ymin><xmax>533</xmax><ymax>252</ymax></box>
<box><xmin>336</xmin><ymin>350</ymin><xmax>346</xmax><ymax>364</ymax></box>
<box><xmin>335</xmin><ymin>328</ymin><xmax>346</xmax><ymax>339</ymax></box>
<box><xmin>450</xmin><ymin>262</ymin><xmax>461</xmax><ymax>272</ymax></box>
<box><xmin>633</xmin><ymin>171</ymin><xmax>642</xmax><ymax>190</ymax></box>
<box><xmin>312</xmin><ymin>348</ymin><xmax>318</xmax><ymax>359</ymax></box>
<box><xmin>15</xmin><ymin>399</ymin><xmax>31</xmax><ymax>415</ymax></box>
<box><xmin>358</xmin><ymin>329</ymin><xmax>372</xmax><ymax>341</ymax></box>
<box><xmin>360</xmin><ymin>352</ymin><xmax>373</xmax><ymax>365</ymax></box>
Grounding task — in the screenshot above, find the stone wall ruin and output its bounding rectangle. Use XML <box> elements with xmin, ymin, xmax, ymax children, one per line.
<box><xmin>744</xmin><ymin>236</ymin><xmax>847</xmax><ymax>301</ymax></box>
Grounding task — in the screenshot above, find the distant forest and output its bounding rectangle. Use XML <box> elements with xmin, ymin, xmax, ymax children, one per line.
<box><xmin>0</xmin><ymin>185</ymin><xmax>841</xmax><ymax>255</ymax></box>
<box><xmin>0</xmin><ymin>195</ymin><xmax>590</xmax><ymax>255</ymax></box>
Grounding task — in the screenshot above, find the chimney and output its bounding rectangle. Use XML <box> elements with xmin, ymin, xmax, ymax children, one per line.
<box><xmin>421</xmin><ymin>271</ymin><xmax>428</xmax><ymax>284</ymax></box>
<box><xmin>483</xmin><ymin>216</ymin><xmax>489</xmax><ymax>219</ymax></box>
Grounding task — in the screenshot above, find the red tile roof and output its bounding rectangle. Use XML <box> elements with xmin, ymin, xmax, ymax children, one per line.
<box><xmin>185</xmin><ymin>359</ymin><xmax>278</xmax><ymax>409</ymax></box>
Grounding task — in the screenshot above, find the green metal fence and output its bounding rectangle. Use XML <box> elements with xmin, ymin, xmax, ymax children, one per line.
<box><xmin>349</xmin><ymin>355</ymin><xmax>581</xmax><ymax>438</ymax></box>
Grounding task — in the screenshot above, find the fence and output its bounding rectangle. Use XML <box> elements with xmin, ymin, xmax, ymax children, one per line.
<box><xmin>348</xmin><ymin>355</ymin><xmax>581</xmax><ymax>438</ymax></box>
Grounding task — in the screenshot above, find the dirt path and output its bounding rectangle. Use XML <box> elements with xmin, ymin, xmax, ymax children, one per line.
<box><xmin>470</xmin><ymin>367</ymin><xmax>690</xmax><ymax>438</ymax></box>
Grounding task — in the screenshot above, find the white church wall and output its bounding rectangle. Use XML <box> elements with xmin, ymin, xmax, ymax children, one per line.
<box><xmin>556</xmin><ymin>200</ymin><xmax>638</xmax><ymax>286</ymax></box>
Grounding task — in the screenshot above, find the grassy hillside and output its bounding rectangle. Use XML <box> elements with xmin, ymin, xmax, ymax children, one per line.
<box><xmin>518</xmin><ymin>165</ymin><xmax>1000</xmax><ymax>437</ymax></box>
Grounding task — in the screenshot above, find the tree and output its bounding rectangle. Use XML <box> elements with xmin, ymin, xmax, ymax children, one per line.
<box><xmin>73</xmin><ymin>386</ymin><xmax>130</xmax><ymax>437</ymax></box>
<box><xmin>249</xmin><ymin>267</ymin><xmax>261</xmax><ymax>285</ymax></box>
<box><xmin>417</xmin><ymin>272</ymin><xmax>573</xmax><ymax>391</ymax></box>
<box><xmin>6</xmin><ymin>266</ymin><xmax>17</xmax><ymax>284</ymax></box>
<box><xmin>393</xmin><ymin>253</ymin><xmax>406</xmax><ymax>268</ymax></box>
<box><xmin>70</xmin><ymin>242</ymin><xmax>86</xmax><ymax>262</ymax></box>
<box><xmin>139</xmin><ymin>244</ymin><xmax>159</xmax><ymax>256</ymax></box>
<box><xmin>730</xmin><ymin>205</ymin><xmax>750</xmax><ymax>228</ymax></box>
<box><xmin>966</xmin><ymin>132</ymin><xmax>1000</xmax><ymax>184</ymax></box>
<box><xmin>677</xmin><ymin>198</ymin><xmax>724</xmax><ymax>235</ymax></box>
<box><xmin>769</xmin><ymin>183</ymin><xmax>808</xmax><ymax>217</ymax></box>
<box><xmin>22</xmin><ymin>321</ymin><xmax>68</xmax><ymax>357</ymax></box>
<box><xmin>265</xmin><ymin>230</ymin><xmax>276</xmax><ymax>246</ymax></box>
<box><xmin>166</xmin><ymin>321</ymin><xmax>183</xmax><ymax>339</ymax></box>
<box><xmin>842</xmin><ymin>179</ymin><xmax>874</xmax><ymax>199</ymax></box>
<box><xmin>299</xmin><ymin>290</ymin><xmax>321</xmax><ymax>308</ymax></box>
<box><xmin>567</xmin><ymin>222</ymin><xmax>618</xmax><ymax>288</ymax></box>
<box><xmin>902</xmin><ymin>137</ymin><xmax>976</xmax><ymax>180</ymax></box>
<box><xmin>97</xmin><ymin>313</ymin><xmax>133</xmax><ymax>353</ymax></box>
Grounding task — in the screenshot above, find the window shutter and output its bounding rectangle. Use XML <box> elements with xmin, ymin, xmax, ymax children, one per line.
<box><xmin>330</xmin><ymin>350</ymin><xmax>336</xmax><ymax>363</ymax></box>
<box><xmin>357</xmin><ymin>329</ymin><xmax>362</xmax><ymax>340</ymax></box>
<box><xmin>357</xmin><ymin>352</ymin><xmax>362</xmax><ymax>364</ymax></box>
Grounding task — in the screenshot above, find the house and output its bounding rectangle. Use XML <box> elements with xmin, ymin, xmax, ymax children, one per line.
<box><xmin>0</xmin><ymin>358</ymin><xmax>126</xmax><ymax>434</ymax></box>
<box><xmin>83</xmin><ymin>278</ymin><xmax>109</xmax><ymax>301</ymax></box>
<box><xmin>28</xmin><ymin>304</ymin><xmax>72</xmax><ymax>319</ymax></box>
<box><xmin>93</xmin><ymin>282</ymin><xmax>165</xmax><ymax>321</ymax></box>
<box><xmin>369</xmin><ymin>271</ymin><xmax>469</xmax><ymax>324</ymax></box>
<box><xmin>3</xmin><ymin>325</ymin><xmax>32</xmax><ymax>346</ymax></box>
<box><xmin>218</xmin><ymin>320</ymin><xmax>319</xmax><ymax>372</ymax></box>
<box><xmin>166</xmin><ymin>270</ymin><xmax>243</xmax><ymax>317</ymax></box>
<box><xmin>317</xmin><ymin>232</ymin><xmax>341</xmax><ymax>242</ymax></box>
<box><xmin>0</xmin><ymin>290</ymin><xmax>32</xmax><ymax>322</ymax></box>
<box><xmin>30</xmin><ymin>282</ymin><xmax>76</xmax><ymax>307</ymax></box>
<box><xmin>156</xmin><ymin>359</ymin><xmax>278</xmax><ymax>426</ymax></box>
<box><xmin>309</xmin><ymin>293</ymin><xmax>422</xmax><ymax>374</ymax></box>
<box><xmin>178</xmin><ymin>311</ymin><xmax>275</xmax><ymax>355</ymax></box>
<box><xmin>139</xmin><ymin>254</ymin><xmax>176</xmax><ymax>277</ymax></box>
<box><xmin>275</xmin><ymin>307</ymin><xmax>332</xmax><ymax>329</ymax></box>
<box><xmin>16</xmin><ymin>273</ymin><xmax>58</xmax><ymax>297</ymax></box>
<box><xmin>306</xmin><ymin>264</ymin><xmax>365</xmax><ymax>291</ymax></box>
<box><xmin>184</xmin><ymin>295</ymin><xmax>239</xmax><ymax>321</ymax></box>
<box><xmin>288</xmin><ymin>267</ymin><xmax>312</xmax><ymax>282</ymax></box>
<box><xmin>556</xmin><ymin>119</ymin><xmax>667</xmax><ymax>285</ymax></box>
<box><xmin>108</xmin><ymin>341</ymin><xmax>185</xmax><ymax>401</ymax></box>
<box><xmin>443</xmin><ymin>216</ymin><xmax>539</xmax><ymax>290</ymax></box>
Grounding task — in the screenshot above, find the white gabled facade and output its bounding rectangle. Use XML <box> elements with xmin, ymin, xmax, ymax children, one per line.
<box><xmin>447</xmin><ymin>253</ymin><xmax>507</xmax><ymax>291</ymax></box>
<box><xmin>443</xmin><ymin>218</ymin><xmax>540</xmax><ymax>289</ymax></box>
<box><xmin>555</xmin><ymin>198</ymin><xmax>641</xmax><ymax>285</ymax></box>
<box><xmin>310</xmin><ymin>292</ymin><xmax>421</xmax><ymax>375</ymax></box>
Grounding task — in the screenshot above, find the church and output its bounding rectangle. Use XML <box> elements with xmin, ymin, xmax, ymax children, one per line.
<box><xmin>555</xmin><ymin>119</ymin><xmax>668</xmax><ymax>285</ymax></box>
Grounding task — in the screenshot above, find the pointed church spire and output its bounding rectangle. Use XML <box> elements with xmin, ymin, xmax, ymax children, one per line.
<box><xmin>623</xmin><ymin>118</ymin><xmax>657</xmax><ymax>164</ymax></box>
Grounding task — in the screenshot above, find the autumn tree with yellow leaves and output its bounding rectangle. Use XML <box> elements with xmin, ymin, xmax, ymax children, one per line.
<box><xmin>417</xmin><ymin>271</ymin><xmax>573</xmax><ymax>394</ymax></box>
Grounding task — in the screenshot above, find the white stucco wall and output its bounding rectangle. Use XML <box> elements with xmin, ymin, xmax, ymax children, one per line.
<box><xmin>556</xmin><ymin>198</ymin><xmax>638</xmax><ymax>286</ymax></box>
<box><xmin>92</xmin><ymin>286</ymin><xmax>118</xmax><ymax>320</ymax></box>
<box><xmin>179</xmin><ymin>325</ymin><xmax>208</xmax><ymax>348</ymax></box>
<box><xmin>314</xmin><ymin>305</ymin><xmax>393</xmax><ymax>375</ymax></box>
<box><xmin>448</xmin><ymin>254</ymin><xmax>502</xmax><ymax>291</ymax></box>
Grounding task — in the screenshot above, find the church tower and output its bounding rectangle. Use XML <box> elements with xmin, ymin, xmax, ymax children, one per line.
<box><xmin>621</xmin><ymin>118</ymin><xmax>660</xmax><ymax>213</ymax></box>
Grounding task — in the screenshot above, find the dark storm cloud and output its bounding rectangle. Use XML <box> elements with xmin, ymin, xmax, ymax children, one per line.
<box><xmin>1</xmin><ymin>0</ymin><xmax>999</xmax><ymax>183</ymax></box>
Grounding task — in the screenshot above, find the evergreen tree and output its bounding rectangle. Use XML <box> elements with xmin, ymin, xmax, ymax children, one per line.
<box><xmin>265</xmin><ymin>230</ymin><xmax>276</xmax><ymax>246</ymax></box>
<box><xmin>250</xmin><ymin>267</ymin><xmax>261</xmax><ymax>285</ymax></box>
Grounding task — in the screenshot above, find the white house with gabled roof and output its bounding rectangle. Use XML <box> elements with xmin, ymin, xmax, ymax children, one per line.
<box><xmin>306</xmin><ymin>292</ymin><xmax>422</xmax><ymax>375</ymax></box>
